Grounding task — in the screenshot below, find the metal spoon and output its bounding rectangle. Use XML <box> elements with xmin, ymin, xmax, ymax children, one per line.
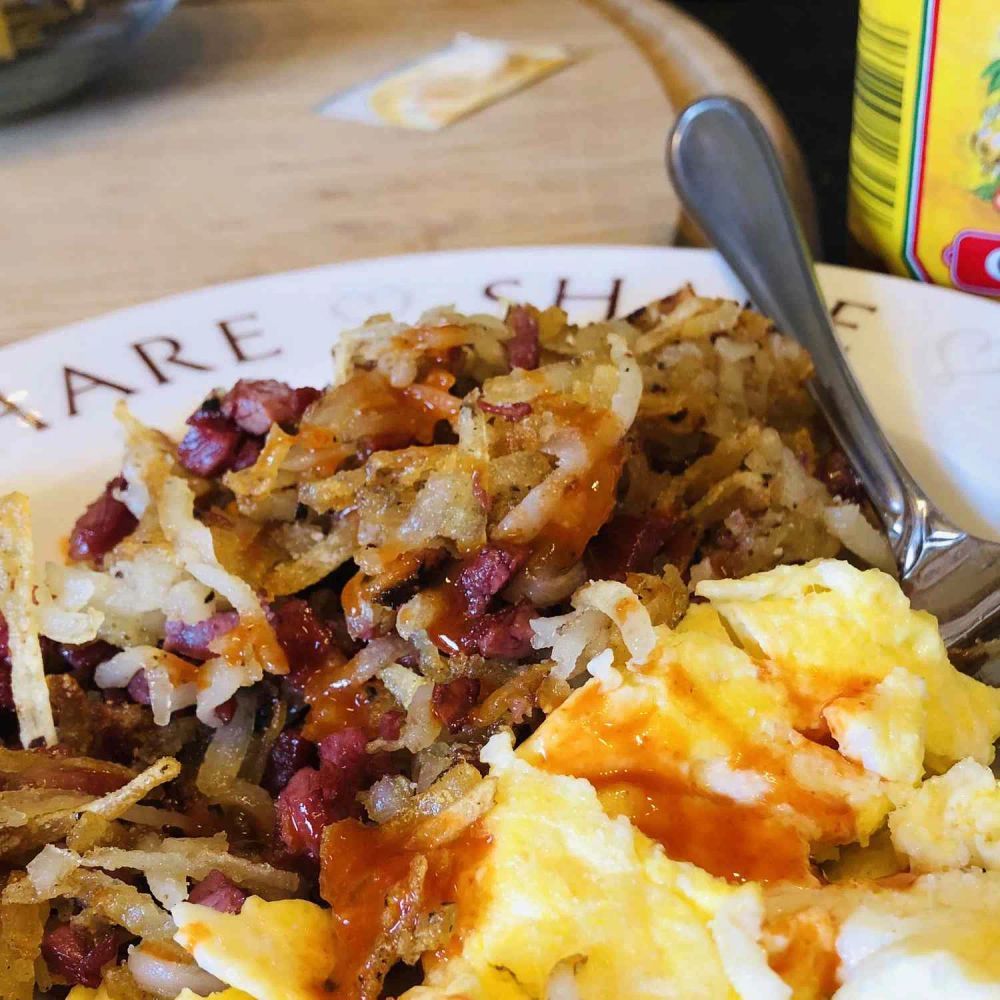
<box><xmin>667</xmin><ymin>96</ymin><xmax>1000</xmax><ymax>650</ymax></box>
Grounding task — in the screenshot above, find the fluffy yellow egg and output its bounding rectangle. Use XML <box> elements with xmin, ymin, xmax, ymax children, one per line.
<box><xmin>890</xmin><ymin>757</ymin><xmax>1000</xmax><ymax>871</ymax></box>
<box><xmin>698</xmin><ymin>560</ymin><xmax>1000</xmax><ymax>771</ymax></box>
<box><xmin>405</xmin><ymin>734</ymin><xmax>789</xmax><ymax>1000</ymax></box>
<box><xmin>172</xmin><ymin>897</ymin><xmax>338</xmax><ymax>1000</ymax></box>
<box><xmin>765</xmin><ymin>870</ymin><xmax>1000</xmax><ymax>997</ymax></box>
<box><xmin>520</xmin><ymin>620</ymin><xmax>890</xmax><ymax>884</ymax></box>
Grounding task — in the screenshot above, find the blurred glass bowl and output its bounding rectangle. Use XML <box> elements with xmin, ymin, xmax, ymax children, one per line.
<box><xmin>0</xmin><ymin>0</ymin><xmax>177</xmax><ymax>118</ymax></box>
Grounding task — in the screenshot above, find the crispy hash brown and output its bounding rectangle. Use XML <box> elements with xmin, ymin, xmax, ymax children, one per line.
<box><xmin>8</xmin><ymin>287</ymin><xmax>997</xmax><ymax>999</ymax></box>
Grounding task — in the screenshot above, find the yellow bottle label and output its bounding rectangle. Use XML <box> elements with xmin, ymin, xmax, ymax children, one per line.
<box><xmin>848</xmin><ymin>0</ymin><xmax>1000</xmax><ymax>296</ymax></box>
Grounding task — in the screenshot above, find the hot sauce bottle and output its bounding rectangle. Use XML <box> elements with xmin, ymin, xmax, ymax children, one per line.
<box><xmin>848</xmin><ymin>0</ymin><xmax>1000</xmax><ymax>297</ymax></box>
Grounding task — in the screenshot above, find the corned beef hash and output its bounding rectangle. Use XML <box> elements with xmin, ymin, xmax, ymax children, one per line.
<box><xmin>2</xmin><ymin>288</ymin><xmax>1000</xmax><ymax>999</ymax></box>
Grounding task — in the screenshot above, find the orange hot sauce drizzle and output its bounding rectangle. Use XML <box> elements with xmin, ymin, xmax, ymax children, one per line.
<box><xmin>319</xmin><ymin>816</ymin><xmax>492</xmax><ymax>991</ymax></box>
<box><xmin>524</xmin><ymin>676</ymin><xmax>862</xmax><ymax>886</ymax></box>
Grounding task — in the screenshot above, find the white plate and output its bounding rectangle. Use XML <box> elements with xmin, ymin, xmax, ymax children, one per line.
<box><xmin>1</xmin><ymin>245</ymin><xmax>997</xmax><ymax>562</ymax></box>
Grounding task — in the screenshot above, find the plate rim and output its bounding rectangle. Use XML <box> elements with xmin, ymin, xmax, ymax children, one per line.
<box><xmin>3</xmin><ymin>243</ymin><xmax>996</xmax><ymax>362</ymax></box>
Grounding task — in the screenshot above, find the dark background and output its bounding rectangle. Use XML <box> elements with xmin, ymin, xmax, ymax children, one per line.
<box><xmin>673</xmin><ymin>0</ymin><xmax>861</xmax><ymax>264</ymax></box>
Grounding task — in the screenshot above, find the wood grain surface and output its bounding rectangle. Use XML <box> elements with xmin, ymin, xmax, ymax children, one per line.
<box><xmin>2</xmin><ymin>0</ymin><xmax>679</xmax><ymax>344</ymax></box>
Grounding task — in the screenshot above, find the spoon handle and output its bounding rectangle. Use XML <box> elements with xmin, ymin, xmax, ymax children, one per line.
<box><xmin>667</xmin><ymin>96</ymin><xmax>935</xmax><ymax>565</ymax></box>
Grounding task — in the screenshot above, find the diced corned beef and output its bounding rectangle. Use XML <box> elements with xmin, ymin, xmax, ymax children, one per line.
<box><xmin>68</xmin><ymin>477</ymin><xmax>139</xmax><ymax>563</ymax></box>
<box><xmin>126</xmin><ymin>670</ymin><xmax>150</xmax><ymax>705</ymax></box>
<box><xmin>432</xmin><ymin>678</ymin><xmax>481</xmax><ymax>731</ymax></box>
<box><xmin>276</xmin><ymin>728</ymin><xmax>370</xmax><ymax>859</ymax></box>
<box><xmin>187</xmin><ymin>870</ymin><xmax>248</xmax><ymax>914</ymax></box>
<box><xmin>0</xmin><ymin>614</ymin><xmax>11</xmax><ymax>710</ymax></box>
<box><xmin>178</xmin><ymin>384</ymin><xmax>319</xmax><ymax>478</ymax></box>
<box><xmin>462</xmin><ymin>601</ymin><xmax>537</xmax><ymax>659</ymax></box>
<box><xmin>376</xmin><ymin>710</ymin><xmax>403</xmax><ymax>742</ymax></box>
<box><xmin>263</xmin><ymin>729</ymin><xmax>317</xmax><ymax>796</ymax></box>
<box><xmin>471</xmin><ymin>470</ymin><xmax>491</xmax><ymax>513</ymax></box>
<box><xmin>293</xmin><ymin>386</ymin><xmax>323</xmax><ymax>416</ymax></box>
<box><xmin>317</xmin><ymin>728</ymin><xmax>369</xmax><ymax>791</ymax></box>
<box><xmin>505</xmin><ymin>306</ymin><xmax>540</xmax><ymax>371</ymax></box>
<box><xmin>230</xmin><ymin>436</ymin><xmax>264</xmax><ymax>472</ymax></box>
<box><xmin>456</xmin><ymin>545</ymin><xmax>530</xmax><ymax>617</ymax></box>
<box><xmin>0</xmin><ymin>669</ymin><xmax>11</xmax><ymax>712</ymax></box>
<box><xmin>214</xmin><ymin>697</ymin><xmax>237</xmax><ymax>726</ymax></box>
<box><xmin>163</xmin><ymin>612</ymin><xmax>240</xmax><ymax>661</ymax></box>
<box><xmin>270</xmin><ymin>599</ymin><xmax>334</xmax><ymax>680</ymax></box>
<box><xmin>586</xmin><ymin>513</ymin><xmax>675</xmax><ymax>581</ymax></box>
<box><xmin>477</xmin><ymin>399</ymin><xmax>533</xmax><ymax>421</ymax></box>
<box><xmin>276</xmin><ymin>767</ymin><xmax>334</xmax><ymax>860</ymax></box>
<box><xmin>356</xmin><ymin>431</ymin><xmax>417</xmax><ymax>461</ymax></box>
<box><xmin>43</xmin><ymin>639</ymin><xmax>119</xmax><ymax>681</ymax></box>
<box><xmin>177</xmin><ymin>410</ymin><xmax>244</xmax><ymax>478</ymax></box>
<box><xmin>221</xmin><ymin>380</ymin><xmax>319</xmax><ymax>436</ymax></box>
<box><xmin>41</xmin><ymin>924</ymin><xmax>120</xmax><ymax>987</ymax></box>
<box><xmin>819</xmin><ymin>448</ymin><xmax>866</xmax><ymax>505</ymax></box>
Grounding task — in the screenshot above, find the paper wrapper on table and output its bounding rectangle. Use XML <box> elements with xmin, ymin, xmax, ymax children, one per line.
<box><xmin>318</xmin><ymin>33</ymin><xmax>572</xmax><ymax>131</ymax></box>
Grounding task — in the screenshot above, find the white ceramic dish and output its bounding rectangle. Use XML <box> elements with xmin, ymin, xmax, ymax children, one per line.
<box><xmin>1</xmin><ymin>245</ymin><xmax>997</xmax><ymax>562</ymax></box>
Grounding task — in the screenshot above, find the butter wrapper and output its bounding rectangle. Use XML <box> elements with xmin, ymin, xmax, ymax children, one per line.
<box><xmin>319</xmin><ymin>33</ymin><xmax>571</xmax><ymax>131</ymax></box>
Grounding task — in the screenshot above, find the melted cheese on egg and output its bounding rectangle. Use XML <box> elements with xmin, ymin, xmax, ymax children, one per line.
<box><xmin>172</xmin><ymin>897</ymin><xmax>338</xmax><ymax>1000</ymax></box>
<box><xmin>405</xmin><ymin>735</ymin><xmax>789</xmax><ymax>1000</ymax></box>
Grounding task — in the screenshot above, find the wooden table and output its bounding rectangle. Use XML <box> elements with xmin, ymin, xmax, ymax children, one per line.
<box><xmin>2</xmin><ymin>0</ymin><xmax>810</xmax><ymax>345</ymax></box>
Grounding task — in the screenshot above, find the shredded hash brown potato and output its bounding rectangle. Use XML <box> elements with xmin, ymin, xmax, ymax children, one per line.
<box><xmin>0</xmin><ymin>495</ymin><xmax>56</xmax><ymax>748</ymax></box>
<box><xmin>5</xmin><ymin>286</ymin><xmax>987</xmax><ymax>999</ymax></box>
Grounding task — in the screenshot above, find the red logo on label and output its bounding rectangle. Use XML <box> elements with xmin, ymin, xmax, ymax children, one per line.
<box><xmin>942</xmin><ymin>230</ymin><xmax>1000</xmax><ymax>297</ymax></box>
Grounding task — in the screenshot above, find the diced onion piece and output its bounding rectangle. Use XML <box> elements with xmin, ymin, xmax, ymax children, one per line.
<box><xmin>129</xmin><ymin>940</ymin><xmax>227</xmax><ymax>999</ymax></box>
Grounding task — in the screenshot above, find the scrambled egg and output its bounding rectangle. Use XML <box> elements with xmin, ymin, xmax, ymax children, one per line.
<box><xmin>890</xmin><ymin>757</ymin><xmax>1000</xmax><ymax>871</ymax></box>
<box><xmin>521</xmin><ymin>599</ymin><xmax>899</xmax><ymax>883</ymax></box>
<box><xmin>765</xmin><ymin>871</ymin><xmax>1000</xmax><ymax>998</ymax></box>
<box><xmin>406</xmin><ymin>734</ymin><xmax>789</xmax><ymax>1000</ymax></box>
<box><xmin>698</xmin><ymin>561</ymin><xmax>1000</xmax><ymax>772</ymax></box>
<box><xmin>172</xmin><ymin>897</ymin><xmax>338</xmax><ymax>1000</ymax></box>
<box><xmin>822</xmin><ymin>668</ymin><xmax>926</xmax><ymax>785</ymax></box>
